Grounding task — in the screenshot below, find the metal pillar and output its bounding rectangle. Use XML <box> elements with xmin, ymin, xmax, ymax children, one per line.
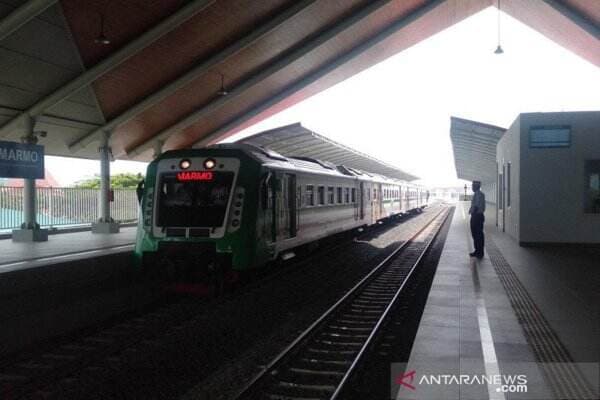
<box><xmin>12</xmin><ymin>117</ymin><xmax>48</xmax><ymax>242</ymax></box>
<box><xmin>92</xmin><ymin>132</ymin><xmax>119</xmax><ymax>234</ymax></box>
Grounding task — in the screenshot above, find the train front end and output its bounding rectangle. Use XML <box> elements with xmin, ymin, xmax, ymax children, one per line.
<box><xmin>134</xmin><ymin>148</ymin><xmax>260</xmax><ymax>280</ymax></box>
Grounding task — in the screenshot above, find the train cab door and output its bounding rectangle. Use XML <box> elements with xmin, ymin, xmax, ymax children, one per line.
<box><xmin>277</xmin><ymin>173</ymin><xmax>297</xmax><ymax>240</ymax></box>
<box><xmin>260</xmin><ymin>172</ymin><xmax>277</xmax><ymax>243</ymax></box>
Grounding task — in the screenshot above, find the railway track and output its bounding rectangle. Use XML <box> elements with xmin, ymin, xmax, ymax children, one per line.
<box><xmin>0</xmin><ymin>206</ymin><xmax>444</xmax><ymax>399</ymax></box>
<box><xmin>235</xmin><ymin>207</ymin><xmax>450</xmax><ymax>400</ymax></box>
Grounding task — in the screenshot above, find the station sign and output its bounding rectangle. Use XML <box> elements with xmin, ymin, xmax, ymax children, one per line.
<box><xmin>0</xmin><ymin>140</ymin><xmax>45</xmax><ymax>179</ymax></box>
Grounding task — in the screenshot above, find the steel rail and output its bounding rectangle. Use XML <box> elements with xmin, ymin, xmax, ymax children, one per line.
<box><xmin>331</xmin><ymin>207</ymin><xmax>451</xmax><ymax>399</ymax></box>
<box><xmin>235</xmin><ymin>206</ymin><xmax>449</xmax><ymax>399</ymax></box>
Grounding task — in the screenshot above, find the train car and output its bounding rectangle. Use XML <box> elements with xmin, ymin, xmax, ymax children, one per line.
<box><xmin>134</xmin><ymin>143</ymin><xmax>427</xmax><ymax>279</ymax></box>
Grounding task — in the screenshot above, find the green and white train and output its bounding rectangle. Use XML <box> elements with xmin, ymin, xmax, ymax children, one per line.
<box><xmin>134</xmin><ymin>143</ymin><xmax>428</xmax><ymax>277</ymax></box>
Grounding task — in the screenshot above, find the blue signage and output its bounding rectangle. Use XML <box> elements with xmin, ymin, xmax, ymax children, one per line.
<box><xmin>0</xmin><ymin>140</ymin><xmax>45</xmax><ymax>179</ymax></box>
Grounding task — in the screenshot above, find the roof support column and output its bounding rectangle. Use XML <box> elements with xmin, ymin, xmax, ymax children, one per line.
<box><xmin>153</xmin><ymin>140</ymin><xmax>164</xmax><ymax>159</ymax></box>
<box><xmin>92</xmin><ymin>131</ymin><xmax>119</xmax><ymax>234</ymax></box>
<box><xmin>12</xmin><ymin>117</ymin><xmax>48</xmax><ymax>242</ymax></box>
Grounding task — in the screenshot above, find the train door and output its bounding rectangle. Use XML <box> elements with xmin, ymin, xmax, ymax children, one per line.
<box><xmin>277</xmin><ymin>173</ymin><xmax>297</xmax><ymax>239</ymax></box>
<box><xmin>373</xmin><ymin>183</ymin><xmax>382</xmax><ymax>221</ymax></box>
<box><xmin>359</xmin><ymin>181</ymin><xmax>365</xmax><ymax>220</ymax></box>
<box><xmin>400</xmin><ymin>185</ymin><xmax>405</xmax><ymax>213</ymax></box>
<box><xmin>502</xmin><ymin>165</ymin><xmax>506</xmax><ymax>233</ymax></box>
<box><xmin>498</xmin><ymin>168</ymin><xmax>505</xmax><ymax>233</ymax></box>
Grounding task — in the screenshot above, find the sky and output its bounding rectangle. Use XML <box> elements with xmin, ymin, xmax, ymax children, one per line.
<box><xmin>45</xmin><ymin>6</ymin><xmax>600</xmax><ymax>187</ymax></box>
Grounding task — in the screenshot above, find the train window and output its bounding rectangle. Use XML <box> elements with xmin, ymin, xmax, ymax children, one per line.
<box><xmin>367</xmin><ymin>187</ymin><xmax>370</xmax><ymax>201</ymax></box>
<box><xmin>327</xmin><ymin>187</ymin><xmax>334</xmax><ymax>204</ymax></box>
<box><xmin>584</xmin><ymin>160</ymin><xmax>600</xmax><ymax>213</ymax></box>
<box><xmin>317</xmin><ymin>186</ymin><xmax>325</xmax><ymax>205</ymax></box>
<box><xmin>337</xmin><ymin>187</ymin><xmax>343</xmax><ymax>204</ymax></box>
<box><xmin>305</xmin><ymin>185</ymin><xmax>314</xmax><ymax>206</ymax></box>
<box><xmin>345</xmin><ymin>188</ymin><xmax>350</xmax><ymax>203</ymax></box>
<box><xmin>351</xmin><ymin>188</ymin><xmax>356</xmax><ymax>203</ymax></box>
<box><xmin>157</xmin><ymin>171</ymin><xmax>234</xmax><ymax>227</ymax></box>
<box><xmin>373</xmin><ymin>188</ymin><xmax>377</xmax><ymax>200</ymax></box>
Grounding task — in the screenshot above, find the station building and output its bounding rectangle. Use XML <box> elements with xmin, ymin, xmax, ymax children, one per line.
<box><xmin>497</xmin><ymin>111</ymin><xmax>600</xmax><ymax>245</ymax></box>
<box><xmin>451</xmin><ymin>111</ymin><xmax>600</xmax><ymax>246</ymax></box>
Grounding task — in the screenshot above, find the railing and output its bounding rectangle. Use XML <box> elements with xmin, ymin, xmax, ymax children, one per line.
<box><xmin>0</xmin><ymin>187</ymin><xmax>139</xmax><ymax>231</ymax></box>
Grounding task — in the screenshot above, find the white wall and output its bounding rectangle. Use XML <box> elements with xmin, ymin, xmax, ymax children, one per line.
<box><xmin>518</xmin><ymin>112</ymin><xmax>600</xmax><ymax>244</ymax></box>
<box><xmin>496</xmin><ymin>115</ymin><xmax>521</xmax><ymax>241</ymax></box>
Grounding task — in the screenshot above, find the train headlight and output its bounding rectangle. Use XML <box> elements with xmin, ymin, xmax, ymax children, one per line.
<box><xmin>203</xmin><ymin>158</ymin><xmax>216</xmax><ymax>169</ymax></box>
<box><xmin>179</xmin><ymin>159</ymin><xmax>191</xmax><ymax>169</ymax></box>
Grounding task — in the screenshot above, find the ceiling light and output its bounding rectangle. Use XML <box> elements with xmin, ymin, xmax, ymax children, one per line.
<box><xmin>217</xmin><ymin>73</ymin><xmax>228</xmax><ymax>96</ymax></box>
<box><xmin>95</xmin><ymin>13</ymin><xmax>111</xmax><ymax>45</ymax></box>
<box><xmin>494</xmin><ymin>0</ymin><xmax>503</xmax><ymax>55</ymax></box>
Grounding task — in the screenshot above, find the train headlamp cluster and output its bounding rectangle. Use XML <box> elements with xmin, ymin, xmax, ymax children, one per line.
<box><xmin>203</xmin><ymin>158</ymin><xmax>216</xmax><ymax>169</ymax></box>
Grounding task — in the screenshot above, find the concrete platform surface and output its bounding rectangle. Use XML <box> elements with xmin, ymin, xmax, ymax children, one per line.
<box><xmin>393</xmin><ymin>203</ymin><xmax>599</xmax><ymax>400</ymax></box>
<box><xmin>0</xmin><ymin>226</ymin><xmax>136</xmax><ymax>271</ymax></box>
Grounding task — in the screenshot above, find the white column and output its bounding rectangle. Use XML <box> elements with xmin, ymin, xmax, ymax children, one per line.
<box><xmin>22</xmin><ymin>175</ymin><xmax>36</xmax><ymax>228</ymax></box>
<box><xmin>12</xmin><ymin>117</ymin><xmax>48</xmax><ymax>242</ymax></box>
<box><xmin>99</xmin><ymin>135</ymin><xmax>110</xmax><ymax>222</ymax></box>
<box><xmin>91</xmin><ymin>131</ymin><xmax>119</xmax><ymax>234</ymax></box>
<box><xmin>153</xmin><ymin>139</ymin><xmax>164</xmax><ymax>159</ymax></box>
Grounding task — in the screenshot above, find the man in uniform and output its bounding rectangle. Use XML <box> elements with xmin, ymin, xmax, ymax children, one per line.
<box><xmin>469</xmin><ymin>180</ymin><xmax>485</xmax><ymax>259</ymax></box>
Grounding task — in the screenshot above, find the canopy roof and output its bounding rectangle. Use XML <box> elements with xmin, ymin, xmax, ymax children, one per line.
<box><xmin>0</xmin><ymin>1</ymin><xmax>597</xmax><ymax>161</ymax></box>
<box><xmin>450</xmin><ymin>116</ymin><xmax>506</xmax><ymax>183</ymax></box>
<box><xmin>238</xmin><ymin>123</ymin><xmax>418</xmax><ymax>181</ymax></box>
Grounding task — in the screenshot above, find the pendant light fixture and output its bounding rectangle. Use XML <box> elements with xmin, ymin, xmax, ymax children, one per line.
<box><xmin>217</xmin><ymin>73</ymin><xmax>229</xmax><ymax>96</ymax></box>
<box><xmin>95</xmin><ymin>12</ymin><xmax>110</xmax><ymax>45</ymax></box>
<box><xmin>494</xmin><ymin>0</ymin><xmax>504</xmax><ymax>54</ymax></box>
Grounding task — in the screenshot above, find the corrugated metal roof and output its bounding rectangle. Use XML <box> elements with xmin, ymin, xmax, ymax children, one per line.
<box><xmin>450</xmin><ymin>116</ymin><xmax>505</xmax><ymax>183</ymax></box>
<box><xmin>238</xmin><ymin>122</ymin><xmax>418</xmax><ymax>181</ymax></box>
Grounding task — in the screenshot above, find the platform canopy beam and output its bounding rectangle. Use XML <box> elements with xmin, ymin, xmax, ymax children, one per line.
<box><xmin>541</xmin><ymin>0</ymin><xmax>600</xmax><ymax>40</ymax></box>
<box><xmin>0</xmin><ymin>0</ymin><xmax>215</xmax><ymax>139</ymax></box>
<box><xmin>68</xmin><ymin>0</ymin><xmax>317</xmax><ymax>152</ymax></box>
<box><xmin>193</xmin><ymin>0</ymin><xmax>447</xmax><ymax>149</ymax></box>
<box><xmin>0</xmin><ymin>0</ymin><xmax>57</xmax><ymax>42</ymax></box>
<box><xmin>128</xmin><ymin>0</ymin><xmax>448</xmax><ymax>157</ymax></box>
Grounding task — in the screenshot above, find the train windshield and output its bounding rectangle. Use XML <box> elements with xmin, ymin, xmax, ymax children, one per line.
<box><xmin>157</xmin><ymin>171</ymin><xmax>235</xmax><ymax>227</ymax></box>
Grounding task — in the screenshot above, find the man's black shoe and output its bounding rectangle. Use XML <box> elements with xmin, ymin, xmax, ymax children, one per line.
<box><xmin>469</xmin><ymin>252</ymin><xmax>476</xmax><ymax>257</ymax></box>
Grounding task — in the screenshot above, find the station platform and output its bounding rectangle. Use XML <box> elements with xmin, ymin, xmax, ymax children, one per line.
<box><xmin>1</xmin><ymin>226</ymin><xmax>140</xmax><ymax>356</ymax></box>
<box><xmin>0</xmin><ymin>226</ymin><xmax>137</xmax><ymax>273</ymax></box>
<box><xmin>395</xmin><ymin>202</ymin><xmax>599</xmax><ymax>399</ymax></box>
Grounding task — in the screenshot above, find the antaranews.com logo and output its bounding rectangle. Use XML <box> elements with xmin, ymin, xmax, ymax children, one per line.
<box><xmin>391</xmin><ymin>362</ymin><xmax>599</xmax><ymax>400</ymax></box>
<box><xmin>395</xmin><ymin>369</ymin><xmax>527</xmax><ymax>393</ymax></box>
